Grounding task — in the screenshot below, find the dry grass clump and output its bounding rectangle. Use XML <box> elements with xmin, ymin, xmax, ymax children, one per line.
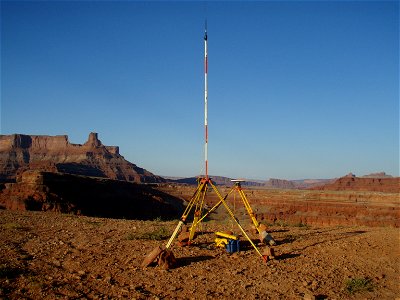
<box><xmin>345</xmin><ymin>277</ymin><xmax>374</xmax><ymax>294</ymax></box>
<box><xmin>125</xmin><ymin>226</ymin><xmax>170</xmax><ymax>241</ymax></box>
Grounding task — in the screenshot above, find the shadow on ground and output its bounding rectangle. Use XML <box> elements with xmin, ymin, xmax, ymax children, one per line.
<box><xmin>176</xmin><ymin>255</ymin><xmax>215</xmax><ymax>267</ymax></box>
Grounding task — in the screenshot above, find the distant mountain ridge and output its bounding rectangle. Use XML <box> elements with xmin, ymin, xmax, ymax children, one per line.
<box><xmin>0</xmin><ymin>132</ymin><xmax>164</xmax><ymax>183</ymax></box>
<box><xmin>310</xmin><ymin>173</ymin><xmax>399</xmax><ymax>193</ymax></box>
<box><xmin>361</xmin><ymin>172</ymin><xmax>393</xmax><ymax>178</ymax></box>
<box><xmin>166</xmin><ymin>172</ymin><xmax>395</xmax><ymax>190</ymax></box>
<box><xmin>168</xmin><ymin>176</ymin><xmax>261</xmax><ymax>186</ymax></box>
<box><xmin>167</xmin><ymin>175</ymin><xmax>332</xmax><ymax>189</ymax></box>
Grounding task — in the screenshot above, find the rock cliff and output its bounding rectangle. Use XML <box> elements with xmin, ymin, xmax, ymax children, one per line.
<box><xmin>169</xmin><ymin>176</ymin><xmax>265</xmax><ymax>187</ymax></box>
<box><xmin>0</xmin><ymin>132</ymin><xmax>164</xmax><ymax>183</ymax></box>
<box><xmin>264</xmin><ymin>178</ymin><xmax>296</xmax><ymax>189</ymax></box>
<box><xmin>158</xmin><ymin>185</ymin><xmax>400</xmax><ymax>227</ymax></box>
<box><xmin>263</xmin><ymin>178</ymin><xmax>335</xmax><ymax>189</ymax></box>
<box><xmin>0</xmin><ymin>170</ymin><xmax>182</xmax><ymax>219</ymax></box>
<box><xmin>361</xmin><ymin>172</ymin><xmax>393</xmax><ymax>178</ymax></box>
<box><xmin>309</xmin><ymin>174</ymin><xmax>399</xmax><ymax>193</ymax></box>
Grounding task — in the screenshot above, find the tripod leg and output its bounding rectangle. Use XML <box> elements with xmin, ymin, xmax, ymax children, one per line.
<box><xmin>166</xmin><ymin>221</ymin><xmax>185</xmax><ymax>249</ymax></box>
<box><xmin>189</xmin><ymin>186</ymin><xmax>206</xmax><ymax>241</ymax></box>
<box><xmin>209</xmin><ymin>182</ymin><xmax>264</xmax><ymax>259</ymax></box>
<box><xmin>237</xmin><ymin>183</ymin><xmax>276</xmax><ymax>246</ymax></box>
<box><xmin>237</xmin><ymin>187</ymin><xmax>260</xmax><ymax>229</ymax></box>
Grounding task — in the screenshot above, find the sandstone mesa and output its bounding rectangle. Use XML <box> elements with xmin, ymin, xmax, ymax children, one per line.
<box><xmin>0</xmin><ymin>132</ymin><xmax>164</xmax><ymax>183</ymax></box>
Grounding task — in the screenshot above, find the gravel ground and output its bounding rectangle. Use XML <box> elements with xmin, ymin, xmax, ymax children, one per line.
<box><xmin>0</xmin><ymin>210</ymin><xmax>399</xmax><ymax>299</ymax></box>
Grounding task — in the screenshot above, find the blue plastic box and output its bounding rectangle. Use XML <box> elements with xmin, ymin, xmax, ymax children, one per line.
<box><xmin>226</xmin><ymin>239</ymin><xmax>240</xmax><ymax>253</ymax></box>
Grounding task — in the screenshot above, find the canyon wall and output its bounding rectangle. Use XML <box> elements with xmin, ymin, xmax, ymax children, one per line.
<box><xmin>158</xmin><ymin>185</ymin><xmax>400</xmax><ymax>227</ymax></box>
<box><xmin>0</xmin><ymin>132</ymin><xmax>164</xmax><ymax>183</ymax></box>
<box><xmin>309</xmin><ymin>175</ymin><xmax>399</xmax><ymax>193</ymax></box>
<box><xmin>0</xmin><ymin>171</ymin><xmax>182</xmax><ymax>220</ymax></box>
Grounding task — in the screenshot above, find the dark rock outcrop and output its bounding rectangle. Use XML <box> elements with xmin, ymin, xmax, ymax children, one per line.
<box><xmin>0</xmin><ymin>132</ymin><xmax>164</xmax><ymax>183</ymax></box>
<box><xmin>0</xmin><ymin>170</ymin><xmax>183</xmax><ymax>220</ymax></box>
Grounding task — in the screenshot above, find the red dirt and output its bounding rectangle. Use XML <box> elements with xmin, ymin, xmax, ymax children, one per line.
<box><xmin>1</xmin><ymin>210</ymin><xmax>399</xmax><ymax>299</ymax></box>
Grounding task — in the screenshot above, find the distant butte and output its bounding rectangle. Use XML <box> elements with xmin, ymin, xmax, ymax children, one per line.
<box><xmin>309</xmin><ymin>174</ymin><xmax>399</xmax><ymax>193</ymax></box>
<box><xmin>0</xmin><ymin>132</ymin><xmax>165</xmax><ymax>183</ymax></box>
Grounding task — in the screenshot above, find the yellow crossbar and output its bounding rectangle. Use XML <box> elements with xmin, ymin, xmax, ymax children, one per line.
<box><xmin>215</xmin><ymin>231</ymin><xmax>238</xmax><ymax>240</ymax></box>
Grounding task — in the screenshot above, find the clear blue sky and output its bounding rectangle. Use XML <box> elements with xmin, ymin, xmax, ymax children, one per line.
<box><xmin>1</xmin><ymin>1</ymin><xmax>399</xmax><ymax>180</ymax></box>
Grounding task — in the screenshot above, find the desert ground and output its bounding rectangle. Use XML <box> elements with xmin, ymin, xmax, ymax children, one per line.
<box><xmin>1</xmin><ymin>209</ymin><xmax>399</xmax><ymax>300</ymax></box>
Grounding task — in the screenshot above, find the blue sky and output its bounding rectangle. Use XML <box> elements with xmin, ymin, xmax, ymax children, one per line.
<box><xmin>1</xmin><ymin>1</ymin><xmax>398</xmax><ymax>180</ymax></box>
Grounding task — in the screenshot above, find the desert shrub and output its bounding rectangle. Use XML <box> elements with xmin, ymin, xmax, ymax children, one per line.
<box><xmin>274</xmin><ymin>220</ymin><xmax>288</xmax><ymax>227</ymax></box>
<box><xmin>295</xmin><ymin>222</ymin><xmax>310</xmax><ymax>229</ymax></box>
<box><xmin>345</xmin><ymin>277</ymin><xmax>374</xmax><ymax>294</ymax></box>
<box><xmin>126</xmin><ymin>227</ymin><xmax>170</xmax><ymax>241</ymax></box>
<box><xmin>1</xmin><ymin>223</ymin><xmax>29</xmax><ymax>231</ymax></box>
<box><xmin>84</xmin><ymin>220</ymin><xmax>103</xmax><ymax>226</ymax></box>
<box><xmin>125</xmin><ymin>232</ymin><xmax>136</xmax><ymax>240</ymax></box>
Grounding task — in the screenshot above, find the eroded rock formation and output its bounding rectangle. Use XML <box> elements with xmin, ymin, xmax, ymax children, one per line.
<box><xmin>158</xmin><ymin>185</ymin><xmax>400</xmax><ymax>227</ymax></box>
<box><xmin>0</xmin><ymin>132</ymin><xmax>164</xmax><ymax>183</ymax></box>
<box><xmin>0</xmin><ymin>170</ymin><xmax>183</xmax><ymax>219</ymax></box>
<box><xmin>255</xmin><ymin>192</ymin><xmax>400</xmax><ymax>228</ymax></box>
<box><xmin>361</xmin><ymin>172</ymin><xmax>393</xmax><ymax>178</ymax></box>
<box><xmin>309</xmin><ymin>175</ymin><xmax>399</xmax><ymax>193</ymax></box>
<box><xmin>265</xmin><ymin>178</ymin><xmax>296</xmax><ymax>189</ymax></box>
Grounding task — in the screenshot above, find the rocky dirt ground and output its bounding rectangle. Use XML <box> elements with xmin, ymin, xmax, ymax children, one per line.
<box><xmin>0</xmin><ymin>209</ymin><xmax>399</xmax><ymax>300</ymax></box>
